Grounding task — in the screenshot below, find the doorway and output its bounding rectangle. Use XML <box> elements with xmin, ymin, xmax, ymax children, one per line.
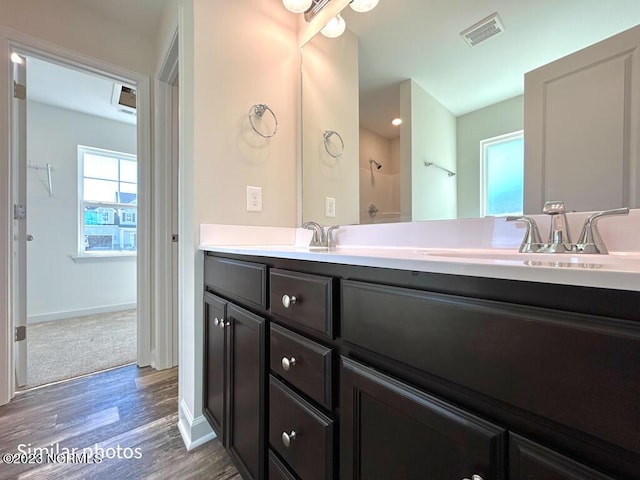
<box><xmin>11</xmin><ymin>48</ymin><xmax>144</xmax><ymax>390</ymax></box>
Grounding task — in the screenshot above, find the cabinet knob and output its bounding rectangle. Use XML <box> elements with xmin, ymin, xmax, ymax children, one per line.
<box><xmin>282</xmin><ymin>294</ymin><xmax>297</xmax><ymax>308</ymax></box>
<box><xmin>213</xmin><ymin>317</ymin><xmax>221</xmax><ymax>326</ymax></box>
<box><xmin>463</xmin><ymin>476</ymin><xmax>484</xmax><ymax>480</ymax></box>
<box><xmin>281</xmin><ymin>430</ymin><xmax>297</xmax><ymax>447</ymax></box>
<box><xmin>217</xmin><ymin>319</ymin><xmax>229</xmax><ymax>329</ymax></box>
<box><xmin>281</xmin><ymin>357</ymin><xmax>297</xmax><ymax>371</ymax></box>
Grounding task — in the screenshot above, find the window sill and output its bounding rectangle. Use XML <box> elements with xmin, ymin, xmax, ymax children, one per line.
<box><xmin>71</xmin><ymin>253</ymin><xmax>137</xmax><ymax>263</ymax></box>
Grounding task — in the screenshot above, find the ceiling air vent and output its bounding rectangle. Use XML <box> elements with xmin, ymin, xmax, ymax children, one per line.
<box><xmin>460</xmin><ymin>12</ymin><xmax>504</xmax><ymax>47</ymax></box>
<box><xmin>111</xmin><ymin>83</ymin><xmax>136</xmax><ymax>114</ymax></box>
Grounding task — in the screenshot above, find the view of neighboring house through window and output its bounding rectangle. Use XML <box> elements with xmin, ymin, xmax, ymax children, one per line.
<box><xmin>480</xmin><ymin>130</ymin><xmax>524</xmax><ymax>217</ymax></box>
<box><xmin>79</xmin><ymin>146</ymin><xmax>137</xmax><ymax>254</ymax></box>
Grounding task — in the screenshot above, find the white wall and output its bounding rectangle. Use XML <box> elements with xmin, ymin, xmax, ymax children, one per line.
<box><xmin>26</xmin><ymin>101</ymin><xmax>137</xmax><ymax>323</ymax></box>
<box><xmin>302</xmin><ymin>28</ymin><xmax>359</xmax><ymax>225</ymax></box>
<box><xmin>154</xmin><ymin>0</ymin><xmax>300</xmax><ymax>449</ymax></box>
<box><xmin>456</xmin><ymin>95</ymin><xmax>523</xmax><ymax>219</ymax></box>
<box><xmin>407</xmin><ymin>80</ymin><xmax>457</xmax><ymax>221</ymax></box>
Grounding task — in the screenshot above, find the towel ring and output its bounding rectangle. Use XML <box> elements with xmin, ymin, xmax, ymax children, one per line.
<box><xmin>249</xmin><ymin>104</ymin><xmax>278</xmax><ymax>138</ymax></box>
<box><xmin>322</xmin><ymin>130</ymin><xmax>344</xmax><ymax>158</ymax></box>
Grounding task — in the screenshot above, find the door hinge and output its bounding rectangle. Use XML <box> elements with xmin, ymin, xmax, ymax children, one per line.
<box><xmin>172</xmin><ymin>234</ymin><xmax>179</xmax><ymax>243</ymax></box>
<box><xmin>14</xmin><ymin>204</ymin><xmax>26</xmax><ymax>220</ymax></box>
<box><xmin>15</xmin><ymin>326</ymin><xmax>26</xmax><ymax>342</ymax></box>
<box><xmin>13</xmin><ymin>81</ymin><xmax>26</xmax><ymax>100</ymax></box>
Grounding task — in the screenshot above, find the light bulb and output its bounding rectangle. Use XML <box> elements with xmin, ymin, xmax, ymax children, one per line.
<box><xmin>349</xmin><ymin>0</ymin><xmax>379</xmax><ymax>13</ymax></box>
<box><xmin>391</xmin><ymin>118</ymin><xmax>402</xmax><ymax>126</ymax></box>
<box><xmin>282</xmin><ymin>0</ymin><xmax>312</xmax><ymax>14</ymax></box>
<box><xmin>11</xmin><ymin>53</ymin><xmax>24</xmax><ymax>64</ymax></box>
<box><xmin>321</xmin><ymin>14</ymin><xmax>346</xmax><ymax>38</ymax></box>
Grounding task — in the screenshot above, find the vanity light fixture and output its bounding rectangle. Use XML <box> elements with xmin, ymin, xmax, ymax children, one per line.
<box><xmin>349</xmin><ymin>0</ymin><xmax>379</xmax><ymax>13</ymax></box>
<box><xmin>320</xmin><ymin>14</ymin><xmax>346</xmax><ymax>38</ymax></box>
<box><xmin>391</xmin><ymin>117</ymin><xmax>402</xmax><ymax>126</ymax></box>
<box><xmin>282</xmin><ymin>0</ymin><xmax>313</xmax><ymax>14</ymax></box>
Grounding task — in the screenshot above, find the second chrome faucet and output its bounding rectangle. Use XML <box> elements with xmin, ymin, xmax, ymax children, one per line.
<box><xmin>507</xmin><ymin>201</ymin><xmax>629</xmax><ymax>254</ymax></box>
<box><xmin>302</xmin><ymin>221</ymin><xmax>340</xmax><ymax>249</ymax></box>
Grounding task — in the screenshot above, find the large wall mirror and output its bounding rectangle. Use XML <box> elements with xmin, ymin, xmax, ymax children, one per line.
<box><xmin>301</xmin><ymin>0</ymin><xmax>640</xmax><ymax>226</ymax></box>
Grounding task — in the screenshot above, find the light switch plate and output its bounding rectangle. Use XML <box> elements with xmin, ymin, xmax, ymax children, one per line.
<box><xmin>247</xmin><ymin>186</ymin><xmax>262</xmax><ymax>212</ymax></box>
<box><xmin>325</xmin><ymin>196</ymin><xmax>336</xmax><ymax>217</ymax></box>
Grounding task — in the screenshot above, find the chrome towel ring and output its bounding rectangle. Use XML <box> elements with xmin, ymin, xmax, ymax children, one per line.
<box><xmin>322</xmin><ymin>130</ymin><xmax>344</xmax><ymax>158</ymax></box>
<box><xmin>249</xmin><ymin>103</ymin><xmax>278</xmax><ymax>138</ymax></box>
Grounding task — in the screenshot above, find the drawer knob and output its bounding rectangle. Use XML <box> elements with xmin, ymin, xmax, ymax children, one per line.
<box><xmin>281</xmin><ymin>356</ymin><xmax>297</xmax><ymax>371</ymax></box>
<box><xmin>281</xmin><ymin>430</ymin><xmax>297</xmax><ymax>447</ymax></box>
<box><xmin>216</xmin><ymin>319</ymin><xmax>229</xmax><ymax>329</ymax></box>
<box><xmin>282</xmin><ymin>294</ymin><xmax>297</xmax><ymax>308</ymax></box>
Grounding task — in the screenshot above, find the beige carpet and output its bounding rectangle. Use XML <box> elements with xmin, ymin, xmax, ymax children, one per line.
<box><xmin>24</xmin><ymin>309</ymin><xmax>137</xmax><ymax>389</ymax></box>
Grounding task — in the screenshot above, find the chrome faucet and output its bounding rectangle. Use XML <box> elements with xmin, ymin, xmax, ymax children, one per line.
<box><xmin>302</xmin><ymin>222</ymin><xmax>340</xmax><ymax>248</ymax></box>
<box><xmin>302</xmin><ymin>221</ymin><xmax>326</xmax><ymax>247</ymax></box>
<box><xmin>574</xmin><ymin>207</ymin><xmax>629</xmax><ymax>254</ymax></box>
<box><xmin>540</xmin><ymin>200</ymin><xmax>572</xmax><ymax>253</ymax></box>
<box><xmin>506</xmin><ymin>202</ymin><xmax>629</xmax><ymax>254</ymax></box>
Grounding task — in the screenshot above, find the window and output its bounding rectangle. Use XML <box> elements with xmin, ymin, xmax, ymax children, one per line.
<box><xmin>79</xmin><ymin>146</ymin><xmax>137</xmax><ymax>255</ymax></box>
<box><xmin>480</xmin><ymin>131</ymin><xmax>524</xmax><ymax>217</ymax></box>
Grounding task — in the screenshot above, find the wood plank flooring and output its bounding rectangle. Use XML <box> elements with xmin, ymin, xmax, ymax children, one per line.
<box><xmin>0</xmin><ymin>365</ymin><xmax>240</xmax><ymax>480</ymax></box>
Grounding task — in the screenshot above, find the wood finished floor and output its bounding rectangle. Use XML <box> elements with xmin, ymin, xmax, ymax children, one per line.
<box><xmin>0</xmin><ymin>365</ymin><xmax>240</xmax><ymax>480</ymax></box>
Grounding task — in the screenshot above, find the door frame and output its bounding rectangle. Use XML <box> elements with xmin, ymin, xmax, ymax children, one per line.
<box><xmin>0</xmin><ymin>27</ymin><xmax>152</xmax><ymax>403</ymax></box>
<box><xmin>154</xmin><ymin>27</ymin><xmax>179</xmax><ymax>370</ymax></box>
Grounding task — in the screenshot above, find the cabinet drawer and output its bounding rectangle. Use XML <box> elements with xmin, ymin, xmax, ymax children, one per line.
<box><xmin>270</xmin><ymin>323</ymin><xmax>333</xmax><ymax>409</ymax></box>
<box><xmin>268</xmin><ymin>450</ymin><xmax>297</xmax><ymax>480</ymax></box>
<box><xmin>342</xmin><ymin>280</ymin><xmax>640</xmax><ymax>456</ymax></box>
<box><xmin>270</xmin><ymin>269</ymin><xmax>333</xmax><ymax>338</ymax></box>
<box><xmin>269</xmin><ymin>376</ymin><xmax>334</xmax><ymax>480</ymax></box>
<box><xmin>509</xmin><ymin>434</ymin><xmax>615</xmax><ymax>479</ymax></box>
<box><xmin>204</xmin><ymin>255</ymin><xmax>267</xmax><ymax>309</ymax></box>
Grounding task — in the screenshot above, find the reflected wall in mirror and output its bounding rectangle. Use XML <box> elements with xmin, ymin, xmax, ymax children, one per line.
<box><xmin>301</xmin><ymin>0</ymin><xmax>640</xmax><ymax>225</ymax></box>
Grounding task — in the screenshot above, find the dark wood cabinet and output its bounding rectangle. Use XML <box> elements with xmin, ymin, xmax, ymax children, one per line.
<box><xmin>203</xmin><ymin>251</ymin><xmax>639</xmax><ymax>480</ymax></box>
<box><xmin>227</xmin><ymin>304</ymin><xmax>266</xmax><ymax>480</ymax></box>
<box><xmin>202</xmin><ymin>287</ymin><xmax>266</xmax><ymax>480</ymax></box>
<box><xmin>203</xmin><ymin>292</ymin><xmax>228</xmax><ymax>445</ymax></box>
<box><xmin>509</xmin><ymin>434</ymin><xmax>614</xmax><ymax>480</ymax></box>
<box><xmin>341</xmin><ymin>357</ymin><xmax>506</xmax><ymax>480</ymax></box>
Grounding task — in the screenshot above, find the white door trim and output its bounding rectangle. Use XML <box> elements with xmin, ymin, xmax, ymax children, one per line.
<box><xmin>153</xmin><ymin>26</ymin><xmax>179</xmax><ymax>370</ymax></box>
<box><xmin>0</xmin><ymin>26</ymin><xmax>152</xmax><ymax>404</ymax></box>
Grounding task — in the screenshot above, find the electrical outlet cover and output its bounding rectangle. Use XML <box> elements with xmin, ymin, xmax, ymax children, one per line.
<box><xmin>247</xmin><ymin>186</ymin><xmax>262</xmax><ymax>212</ymax></box>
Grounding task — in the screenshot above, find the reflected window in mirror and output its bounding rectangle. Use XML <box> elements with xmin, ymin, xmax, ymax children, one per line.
<box><xmin>480</xmin><ymin>131</ymin><xmax>524</xmax><ymax>217</ymax></box>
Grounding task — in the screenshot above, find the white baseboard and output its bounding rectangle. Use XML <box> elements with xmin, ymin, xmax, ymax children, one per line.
<box><xmin>178</xmin><ymin>399</ymin><xmax>216</xmax><ymax>451</ymax></box>
<box><xmin>27</xmin><ymin>303</ymin><xmax>137</xmax><ymax>324</ymax></box>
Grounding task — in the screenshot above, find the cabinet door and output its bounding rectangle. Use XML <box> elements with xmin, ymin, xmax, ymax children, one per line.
<box><xmin>203</xmin><ymin>292</ymin><xmax>227</xmax><ymax>445</ymax></box>
<box><xmin>341</xmin><ymin>357</ymin><xmax>505</xmax><ymax>480</ymax></box>
<box><xmin>509</xmin><ymin>434</ymin><xmax>615</xmax><ymax>480</ymax></box>
<box><xmin>227</xmin><ymin>304</ymin><xmax>266</xmax><ymax>480</ymax></box>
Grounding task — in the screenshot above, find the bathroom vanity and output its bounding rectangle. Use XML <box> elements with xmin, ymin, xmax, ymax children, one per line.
<box><xmin>200</xmin><ymin>218</ymin><xmax>640</xmax><ymax>479</ymax></box>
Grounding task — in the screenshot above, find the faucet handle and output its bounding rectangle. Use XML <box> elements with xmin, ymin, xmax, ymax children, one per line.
<box><xmin>542</xmin><ymin>200</ymin><xmax>566</xmax><ymax>214</ymax></box>
<box><xmin>326</xmin><ymin>225</ymin><xmax>340</xmax><ymax>249</ymax></box>
<box><xmin>505</xmin><ymin>216</ymin><xmax>544</xmax><ymax>253</ymax></box>
<box><xmin>575</xmin><ymin>207</ymin><xmax>629</xmax><ymax>254</ymax></box>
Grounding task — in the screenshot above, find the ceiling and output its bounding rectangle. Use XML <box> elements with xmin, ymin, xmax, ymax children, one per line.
<box><xmin>24</xmin><ymin>0</ymin><xmax>168</xmax><ymax>125</ymax></box>
<box><xmin>341</xmin><ymin>0</ymin><xmax>640</xmax><ymax>138</ymax></box>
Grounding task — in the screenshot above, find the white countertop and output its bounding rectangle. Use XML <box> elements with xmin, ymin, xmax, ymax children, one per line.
<box><xmin>199</xmin><ymin>217</ymin><xmax>640</xmax><ymax>292</ymax></box>
<box><xmin>199</xmin><ymin>244</ymin><xmax>640</xmax><ymax>291</ymax></box>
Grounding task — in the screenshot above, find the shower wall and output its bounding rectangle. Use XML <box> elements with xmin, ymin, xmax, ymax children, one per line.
<box><xmin>359</xmin><ymin>128</ymin><xmax>402</xmax><ymax>223</ymax></box>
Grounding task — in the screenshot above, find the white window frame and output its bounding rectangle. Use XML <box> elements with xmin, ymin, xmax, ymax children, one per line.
<box><xmin>479</xmin><ymin>130</ymin><xmax>524</xmax><ymax>217</ymax></box>
<box><xmin>77</xmin><ymin>145</ymin><xmax>137</xmax><ymax>257</ymax></box>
